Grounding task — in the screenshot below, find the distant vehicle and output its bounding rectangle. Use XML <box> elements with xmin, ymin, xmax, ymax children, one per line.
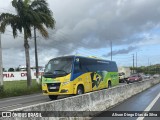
<box><xmin>118</xmin><ymin>67</ymin><xmax>131</xmax><ymax>83</ymax></box>
<box><xmin>126</xmin><ymin>74</ymin><xmax>142</xmax><ymax>83</ymax></box>
<box><xmin>153</xmin><ymin>74</ymin><xmax>160</xmax><ymax>78</ymax></box>
<box><xmin>42</xmin><ymin>55</ymin><xmax>119</xmax><ymax>100</ymax></box>
<box><xmin>18</xmin><ymin>65</ymin><xmax>44</xmax><ymax>72</ymax></box>
<box><xmin>143</xmin><ymin>74</ymin><xmax>151</xmax><ymax>79</ymax></box>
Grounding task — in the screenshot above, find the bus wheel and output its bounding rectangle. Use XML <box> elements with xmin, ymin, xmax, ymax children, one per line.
<box><xmin>127</xmin><ymin>81</ymin><xmax>130</xmax><ymax>84</ymax></box>
<box><xmin>48</xmin><ymin>95</ymin><xmax>58</xmax><ymax>100</ymax></box>
<box><xmin>77</xmin><ymin>85</ymin><xmax>84</xmax><ymax>95</ymax></box>
<box><xmin>108</xmin><ymin>81</ymin><xmax>112</xmax><ymax>88</ymax></box>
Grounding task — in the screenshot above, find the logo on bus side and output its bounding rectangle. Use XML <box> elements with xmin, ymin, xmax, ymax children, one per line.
<box><xmin>91</xmin><ymin>71</ymin><xmax>108</xmax><ymax>88</ymax></box>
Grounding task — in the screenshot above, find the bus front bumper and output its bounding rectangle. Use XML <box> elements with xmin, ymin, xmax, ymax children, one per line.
<box><xmin>42</xmin><ymin>82</ymin><xmax>74</xmax><ymax>95</ymax></box>
<box><xmin>42</xmin><ymin>89</ymin><xmax>71</xmax><ymax>95</ymax></box>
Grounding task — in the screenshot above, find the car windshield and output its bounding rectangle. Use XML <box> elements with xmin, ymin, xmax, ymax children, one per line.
<box><xmin>119</xmin><ymin>73</ymin><xmax>124</xmax><ymax>76</ymax></box>
<box><xmin>44</xmin><ymin>57</ymin><xmax>73</xmax><ymax>77</ymax></box>
<box><xmin>131</xmin><ymin>74</ymin><xmax>138</xmax><ymax>77</ymax></box>
<box><xmin>119</xmin><ymin>73</ymin><xmax>123</xmax><ymax>76</ymax></box>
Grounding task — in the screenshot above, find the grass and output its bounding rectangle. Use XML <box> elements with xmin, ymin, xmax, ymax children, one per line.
<box><xmin>0</xmin><ymin>80</ymin><xmax>42</xmax><ymax>99</ymax></box>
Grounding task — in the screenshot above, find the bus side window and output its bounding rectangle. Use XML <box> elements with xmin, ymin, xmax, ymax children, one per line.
<box><xmin>74</xmin><ymin>58</ymin><xmax>82</xmax><ymax>73</ymax></box>
<box><xmin>79</xmin><ymin>58</ymin><xmax>89</xmax><ymax>72</ymax></box>
<box><xmin>74</xmin><ymin>58</ymin><xmax>88</xmax><ymax>73</ymax></box>
<box><xmin>74</xmin><ymin>63</ymin><xmax>81</xmax><ymax>73</ymax></box>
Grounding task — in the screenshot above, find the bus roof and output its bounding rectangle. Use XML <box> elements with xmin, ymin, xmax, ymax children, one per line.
<box><xmin>49</xmin><ymin>55</ymin><xmax>116</xmax><ymax>63</ymax></box>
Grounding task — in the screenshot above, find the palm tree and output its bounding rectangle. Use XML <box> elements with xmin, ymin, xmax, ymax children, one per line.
<box><xmin>0</xmin><ymin>0</ymin><xmax>55</xmax><ymax>87</ymax></box>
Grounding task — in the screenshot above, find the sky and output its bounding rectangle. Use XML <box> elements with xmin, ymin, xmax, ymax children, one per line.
<box><xmin>0</xmin><ymin>0</ymin><xmax>160</xmax><ymax>69</ymax></box>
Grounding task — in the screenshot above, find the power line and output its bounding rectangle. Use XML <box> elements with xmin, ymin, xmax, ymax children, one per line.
<box><xmin>3</xmin><ymin>28</ymin><xmax>156</xmax><ymax>65</ymax></box>
<box><xmin>5</xmin><ymin>29</ymin><xmax>24</xmax><ymax>38</ymax></box>
<box><xmin>45</xmin><ymin>31</ymin><xmax>140</xmax><ymax>61</ymax></box>
<box><xmin>36</xmin><ymin>35</ymin><xmax>101</xmax><ymax>57</ymax></box>
<box><xmin>2</xmin><ymin>33</ymin><xmax>23</xmax><ymax>38</ymax></box>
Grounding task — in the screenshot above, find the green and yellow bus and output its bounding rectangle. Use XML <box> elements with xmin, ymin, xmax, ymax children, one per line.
<box><xmin>42</xmin><ymin>55</ymin><xmax>119</xmax><ymax>100</ymax></box>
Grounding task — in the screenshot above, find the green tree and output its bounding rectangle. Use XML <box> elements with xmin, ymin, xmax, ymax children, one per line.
<box><xmin>8</xmin><ymin>68</ymin><xmax>15</xmax><ymax>72</ymax></box>
<box><xmin>0</xmin><ymin>0</ymin><xmax>55</xmax><ymax>87</ymax></box>
<box><xmin>15</xmin><ymin>67</ymin><xmax>20</xmax><ymax>71</ymax></box>
<box><xmin>3</xmin><ymin>68</ymin><xmax>6</xmax><ymax>72</ymax></box>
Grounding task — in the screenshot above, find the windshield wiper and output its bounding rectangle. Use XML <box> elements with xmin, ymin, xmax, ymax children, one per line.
<box><xmin>54</xmin><ymin>70</ymin><xmax>68</xmax><ymax>75</ymax></box>
<box><xmin>43</xmin><ymin>70</ymin><xmax>69</xmax><ymax>78</ymax></box>
<box><xmin>43</xmin><ymin>72</ymin><xmax>55</xmax><ymax>78</ymax></box>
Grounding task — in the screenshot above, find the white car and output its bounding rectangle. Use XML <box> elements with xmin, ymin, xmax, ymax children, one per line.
<box><xmin>144</xmin><ymin>74</ymin><xmax>150</xmax><ymax>79</ymax></box>
<box><xmin>153</xmin><ymin>74</ymin><xmax>160</xmax><ymax>78</ymax></box>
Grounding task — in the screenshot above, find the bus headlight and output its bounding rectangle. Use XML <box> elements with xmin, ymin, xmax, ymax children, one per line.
<box><xmin>62</xmin><ymin>81</ymin><xmax>70</xmax><ymax>86</ymax></box>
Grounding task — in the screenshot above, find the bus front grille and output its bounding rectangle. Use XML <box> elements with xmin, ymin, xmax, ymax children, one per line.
<box><xmin>47</xmin><ymin>83</ymin><xmax>61</xmax><ymax>92</ymax></box>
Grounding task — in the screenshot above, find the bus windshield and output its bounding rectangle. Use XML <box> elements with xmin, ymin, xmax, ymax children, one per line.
<box><xmin>44</xmin><ymin>57</ymin><xmax>73</xmax><ymax>78</ymax></box>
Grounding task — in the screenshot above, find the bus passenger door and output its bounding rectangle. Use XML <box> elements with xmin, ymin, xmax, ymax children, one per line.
<box><xmin>84</xmin><ymin>73</ymin><xmax>92</xmax><ymax>92</ymax></box>
<box><xmin>90</xmin><ymin>72</ymin><xmax>100</xmax><ymax>91</ymax></box>
<box><xmin>74</xmin><ymin>57</ymin><xmax>92</xmax><ymax>93</ymax></box>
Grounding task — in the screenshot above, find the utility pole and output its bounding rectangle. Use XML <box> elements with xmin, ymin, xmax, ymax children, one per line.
<box><xmin>111</xmin><ymin>41</ymin><xmax>112</xmax><ymax>61</ymax></box>
<box><xmin>136</xmin><ymin>52</ymin><xmax>137</xmax><ymax>68</ymax></box>
<box><xmin>133</xmin><ymin>54</ymin><xmax>134</xmax><ymax>74</ymax></box>
<box><xmin>34</xmin><ymin>27</ymin><xmax>39</xmax><ymax>84</ymax></box>
<box><xmin>148</xmin><ymin>58</ymin><xmax>149</xmax><ymax>74</ymax></box>
<box><xmin>136</xmin><ymin>52</ymin><xmax>137</xmax><ymax>73</ymax></box>
<box><xmin>0</xmin><ymin>32</ymin><xmax>3</xmax><ymax>91</ymax></box>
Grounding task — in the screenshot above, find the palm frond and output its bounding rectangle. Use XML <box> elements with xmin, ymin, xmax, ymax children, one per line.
<box><xmin>1</xmin><ymin>0</ymin><xmax>55</xmax><ymax>39</ymax></box>
<box><xmin>0</xmin><ymin>13</ymin><xmax>21</xmax><ymax>35</ymax></box>
<box><xmin>24</xmin><ymin>0</ymin><xmax>31</xmax><ymax>7</ymax></box>
<box><xmin>12</xmin><ymin>0</ymin><xmax>24</xmax><ymax>16</ymax></box>
<box><xmin>12</xmin><ymin>26</ymin><xmax>18</xmax><ymax>38</ymax></box>
<box><xmin>34</xmin><ymin>11</ymin><xmax>55</xmax><ymax>28</ymax></box>
<box><xmin>31</xmin><ymin>0</ymin><xmax>48</xmax><ymax>9</ymax></box>
<box><xmin>12</xmin><ymin>0</ymin><xmax>18</xmax><ymax>9</ymax></box>
<box><xmin>31</xmin><ymin>0</ymin><xmax>53</xmax><ymax>17</ymax></box>
<box><xmin>35</xmin><ymin>24</ymin><xmax>48</xmax><ymax>38</ymax></box>
<box><xmin>0</xmin><ymin>13</ymin><xmax>15</xmax><ymax>21</ymax></box>
<box><xmin>27</xmin><ymin>10</ymin><xmax>41</xmax><ymax>23</ymax></box>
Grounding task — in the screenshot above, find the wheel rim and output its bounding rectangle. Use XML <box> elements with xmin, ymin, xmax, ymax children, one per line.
<box><xmin>78</xmin><ymin>88</ymin><xmax>82</xmax><ymax>94</ymax></box>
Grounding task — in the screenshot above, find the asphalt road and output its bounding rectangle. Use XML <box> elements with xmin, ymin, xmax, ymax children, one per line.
<box><xmin>0</xmin><ymin>83</ymin><xmax>125</xmax><ymax>111</ymax></box>
<box><xmin>0</xmin><ymin>78</ymin><xmax>155</xmax><ymax>112</ymax></box>
<box><xmin>0</xmin><ymin>93</ymin><xmax>72</xmax><ymax>111</ymax></box>
<box><xmin>92</xmin><ymin>83</ymin><xmax>160</xmax><ymax>120</ymax></box>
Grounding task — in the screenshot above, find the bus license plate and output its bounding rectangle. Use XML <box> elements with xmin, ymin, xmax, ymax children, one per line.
<box><xmin>49</xmin><ymin>87</ymin><xmax>56</xmax><ymax>89</ymax></box>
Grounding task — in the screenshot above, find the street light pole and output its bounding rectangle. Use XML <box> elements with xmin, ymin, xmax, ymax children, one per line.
<box><xmin>133</xmin><ymin>54</ymin><xmax>135</xmax><ymax>74</ymax></box>
<box><xmin>34</xmin><ymin>27</ymin><xmax>39</xmax><ymax>84</ymax></box>
<box><xmin>136</xmin><ymin>52</ymin><xmax>137</xmax><ymax>68</ymax></box>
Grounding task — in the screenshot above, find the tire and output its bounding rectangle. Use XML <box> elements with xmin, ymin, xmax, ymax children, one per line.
<box><xmin>108</xmin><ymin>81</ymin><xmax>112</xmax><ymax>88</ymax></box>
<box><xmin>77</xmin><ymin>85</ymin><xmax>84</xmax><ymax>95</ymax></box>
<box><xmin>48</xmin><ymin>95</ymin><xmax>58</xmax><ymax>100</ymax></box>
<box><xmin>124</xmin><ymin>79</ymin><xmax>127</xmax><ymax>83</ymax></box>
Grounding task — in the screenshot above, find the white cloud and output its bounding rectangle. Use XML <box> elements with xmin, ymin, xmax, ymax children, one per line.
<box><xmin>0</xmin><ymin>0</ymin><xmax>160</xmax><ymax>68</ymax></box>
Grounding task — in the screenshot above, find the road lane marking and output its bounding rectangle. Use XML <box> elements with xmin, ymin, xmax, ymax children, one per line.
<box><xmin>0</xmin><ymin>94</ymin><xmax>42</xmax><ymax>103</ymax></box>
<box><xmin>0</xmin><ymin>104</ymin><xmax>22</xmax><ymax>110</ymax></box>
<box><xmin>136</xmin><ymin>92</ymin><xmax>160</xmax><ymax>120</ymax></box>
